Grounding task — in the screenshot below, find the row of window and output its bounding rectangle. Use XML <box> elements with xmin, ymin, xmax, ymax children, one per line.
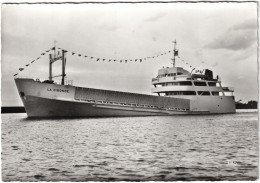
<box><xmin>165</xmin><ymin>91</ymin><xmax>220</xmax><ymax>96</ymax></box>
<box><xmin>160</xmin><ymin>81</ymin><xmax>217</xmax><ymax>87</ymax></box>
<box><xmin>157</xmin><ymin>72</ymin><xmax>183</xmax><ymax>78</ymax></box>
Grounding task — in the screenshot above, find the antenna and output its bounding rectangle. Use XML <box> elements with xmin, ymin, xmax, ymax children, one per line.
<box><xmin>171</xmin><ymin>40</ymin><xmax>178</xmax><ymax>67</ymax></box>
<box><xmin>54</xmin><ymin>40</ymin><xmax>57</xmax><ymax>57</ymax></box>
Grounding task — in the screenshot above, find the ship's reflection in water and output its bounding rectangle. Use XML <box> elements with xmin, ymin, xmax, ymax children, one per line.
<box><xmin>2</xmin><ymin>110</ymin><xmax>258</xmax><ymax>181</ymax></box>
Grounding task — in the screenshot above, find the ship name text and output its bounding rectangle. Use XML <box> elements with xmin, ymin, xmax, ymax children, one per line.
<box><xmin>47</xmin><ymin>88</ymin><xmax>69</xmax><ymax>93</ymax></box>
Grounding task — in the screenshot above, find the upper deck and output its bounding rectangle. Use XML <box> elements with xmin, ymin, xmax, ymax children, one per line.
<box><xmin>152</xmin><ymin>66</ymin><xmax>218</xmax><ymax>84</ymax></box>
<box><xmin>151</xmin><ymin>66</ymin><xmax>234</xmax><ymax>97</ymax></box>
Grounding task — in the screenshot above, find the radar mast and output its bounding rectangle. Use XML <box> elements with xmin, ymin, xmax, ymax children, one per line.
<box><xmin>171</xmin><ymin>40</ymin><xmax>178</xmax><ymax>67</ymax></box>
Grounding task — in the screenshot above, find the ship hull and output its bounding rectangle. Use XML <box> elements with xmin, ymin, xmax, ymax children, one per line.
<box><xmin>15</xmin><ymin>78</ymin><xmax>235</xmax><ymax>118</ymax></box>
<box><xmin>22</xmin><ymin>95</ymin><xmax>189</xmax><ymax>118</ymax></box>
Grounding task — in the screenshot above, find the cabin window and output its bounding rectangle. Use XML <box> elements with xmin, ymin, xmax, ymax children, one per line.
<box><xmin>212</xmin><ymin>92</ymin><xmax>219</xmax><ymax>96</ymax></box>
<box><xmin>177</xmin><ymin>72</ymin><xmax>182</xmax><ymax>75</ymax></box>
<box><xmin>194</xmin><ymin>82</ymin><xmax>207</xmax><ymax>86</ymax></box>
<box><xmin>198</xmin><ymin>91</ymin><xmax>211</xmax><ymax>96</ymax></box>
<box><xmin>183</xmin><ymin>91</ymin><xmax>196</xmax><ymax>95</ymax></box>
<box><xmin>179</xmin><ymin>81</ymin><xmax>192</xmax><ymax>86</ymax></box>
<box><xmin>208</xmin><ymin>82</ymin><xmax>217</xmax><ymax>86</ymax></box>
<box><xmin>166</xmin><ymin>91</ymin><xmax>196</xmax><ymax>96</ymax></box>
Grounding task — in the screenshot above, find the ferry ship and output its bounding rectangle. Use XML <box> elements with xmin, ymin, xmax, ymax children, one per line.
<box><xmin>15</xmin><ymin>42</ymin><xmax>236</xmax><ymax>118</ymax></box>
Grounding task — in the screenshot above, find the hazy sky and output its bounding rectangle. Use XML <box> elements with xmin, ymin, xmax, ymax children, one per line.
<box><xmin>1</xmin><ymin>2</ymin><xmax>258</xmax><ymax>106</ymax></box>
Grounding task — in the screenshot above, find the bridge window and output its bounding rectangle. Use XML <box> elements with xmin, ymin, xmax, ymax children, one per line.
<box><xmin>208</xmin><ymin>82</ymin><xmax>217</xmax><ymax>86</ymax></box>
<box><xmin>198</xmin><ymin>91</ymin><xmax>211</xmax><ymax>96</ymax></box>
<box><xmin>194</xmin><ymin>82</ymin><xmax>207</xmax><ymax>86</ymax></box>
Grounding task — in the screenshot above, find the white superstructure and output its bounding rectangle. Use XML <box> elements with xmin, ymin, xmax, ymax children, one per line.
<box><xmin>151</xmin><ymin>66</ymin><xmax>235</xmax><ymax>113</ymax></box>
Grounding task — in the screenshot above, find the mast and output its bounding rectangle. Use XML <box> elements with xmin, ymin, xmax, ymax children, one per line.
<box><xmin>61</xmin><ymin>50</ymin><xmax>66</xmax><ymax>85</ymax></box>
<box><xmin>49</xmin><ymin>41</ymin><xmax>67</xmax><ymax>85</ymax></box>
<box><xmin>171</xmin><ymin>40</ymin><xmax>178</xmax><ymax>67</ymax></box>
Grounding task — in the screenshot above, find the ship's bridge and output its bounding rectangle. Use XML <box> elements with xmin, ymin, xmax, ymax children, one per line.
<box><xmin>152</xmin><ymin>67</ymin><xmax>191</xmax><ymax>84</ymax></box>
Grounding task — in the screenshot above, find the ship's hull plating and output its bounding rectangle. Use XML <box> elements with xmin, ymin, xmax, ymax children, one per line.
<box><xmin>15</xmin><ymin>78</ymin><xmax>236</xmax><ymax>118</ymax></box>
<box><xmin>22</xmin><ymin>95</ymin><xmax>188</xmax><ymax>118</ymax></box>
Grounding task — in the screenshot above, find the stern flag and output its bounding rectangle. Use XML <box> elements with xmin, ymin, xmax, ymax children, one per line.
<box><xmin>140</xmin><ymin>59</ymin><xmax>142</xmax><ymax>62</ymax></box>
<box><xmin>19</xmin><ymin>68</ymin><xmax>24</xmax><ymax>71</ymax></box>
<box><xmin>25</xmin><ymin>64</ymin><xmax>29</xmax><ymax>67</ymax></box>
<box><xmin>135</xmin><ymin>59</ymin><xmax>137</xmax><ymax>62</ymax></box>
<box><xmin>78</xmin><ymin>54</ymin><xmax>81</xmax><ymax>57</ymax></box>
<box><xmin>103</xmin><ymin>59</ymin><xmax>106</xmax><ymax>61</ymax></box>
<box><xmin>72</xmin><ymin>52</ymin><xmax>75</xmax><ymax>55</ymax></box>
<box><xmin>174</xmin><ymin>50</ymin><xmax>178</xmax><ymax>56</ymax></box>
<box><xmin>97</xmin><ymin>58</ymin><xmax>100</xmax><ymax>61</ymax></box>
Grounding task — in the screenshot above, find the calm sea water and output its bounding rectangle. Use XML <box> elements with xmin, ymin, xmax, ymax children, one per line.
<box><xmin>1</xmin><ymin>110</ymin><xmax>258</xmax><ymax>181</ymax></box>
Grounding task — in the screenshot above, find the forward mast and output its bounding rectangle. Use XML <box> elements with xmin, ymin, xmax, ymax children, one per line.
<box><xmin>49</xmin><ymin>42</ymin><xmax>67</xmax><ymax>85</ymax></box>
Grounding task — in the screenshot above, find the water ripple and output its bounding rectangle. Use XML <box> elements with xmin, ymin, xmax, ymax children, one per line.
<box><xmin>2</xmin><ymin>111</ymin><xmax>258</xmax><ymax>181</ymax></box>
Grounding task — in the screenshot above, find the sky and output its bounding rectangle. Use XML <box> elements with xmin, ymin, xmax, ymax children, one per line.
<box><xmin>1</xmin><ymin>2</ymin><xmax>258</xmax><ymax>106</ymax></box>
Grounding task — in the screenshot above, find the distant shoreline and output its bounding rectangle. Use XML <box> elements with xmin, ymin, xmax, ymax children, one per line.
<box><xmin>2</xmin><ymin>107</ymin><xmax>26</xmax><ymax>113</ymax></box>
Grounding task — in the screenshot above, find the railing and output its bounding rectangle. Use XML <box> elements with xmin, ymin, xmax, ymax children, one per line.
<box><xmin>152</xmin><ymin>78</ymin><xmax>158</xmax><ymax>82</ymax></box>
<box><xmin>30</xmin><ymin>78</ymin><xmax>73</xmax><ymax>86</ymax></box>
<box><xmin>75</xmin><ymin>97</ymin><xmax>190</xmax><ymax>112</ymax></box>
<box><xmin>222</xmin><ymin>87</ymin><xmax>234</xmax><ymax>92</ymax></box>
<box><xmin>152</xmin><ymin>75</ymin><xmax>190</xmax><ymax>83</ymax></box>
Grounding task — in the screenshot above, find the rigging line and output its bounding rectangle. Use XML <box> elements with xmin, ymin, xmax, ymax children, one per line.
<box><xmin>14</xmin><ymin>47</ymin><xmax>53</xmax><ymax>77</ymax></box>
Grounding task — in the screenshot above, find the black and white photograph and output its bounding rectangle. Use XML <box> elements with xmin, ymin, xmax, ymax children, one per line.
<box><xmin>1</xmin><ymin>1</ymin><xmax>258</xmax><ymax>181</ymax></box>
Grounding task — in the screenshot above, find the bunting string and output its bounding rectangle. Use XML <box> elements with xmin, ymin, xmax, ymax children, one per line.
<box><xmin>176</xmin><ymin>55</ymin><xmax>204</xmax><ymax>74</ymax></box>
<box><xmin>13</xmin><ymin>47</ymin><xmax>54</xmax><ymax>77</ymax></box>
<box><xmin>14</xmin><ymin>45</ymin><xmax>203</xmax><ymax>77</ymax></box>
<box><xmin>57</xmin><ymin>47</ymin><xmax>173</xmax><ymax>64</ymax></box>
